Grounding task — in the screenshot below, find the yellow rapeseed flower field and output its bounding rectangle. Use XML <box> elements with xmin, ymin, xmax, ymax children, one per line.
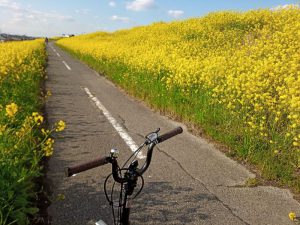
<box><xmin>58</xmin><ymin>9</ymin><xmax>300</xmax><ymax>168</ymax></box>
<box><xmin>0</xmin><ymin>39</ymin><xmax>45</xmax><ymax>84</ymax></box>
<box><xmin>0</xmin><ymin>39</ymin><xmax>68</xmax><ymax>223</ymax></box>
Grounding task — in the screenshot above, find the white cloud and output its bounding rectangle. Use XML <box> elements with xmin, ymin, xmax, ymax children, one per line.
<box><xmin>75</xmin><ymin>9</ymin><xmax>90</xmax><ymax>15</ymax></box>
<box><xmin>168</xmin><ymin>10</ymin><xmax>184</xmax><ymax>18</ymax></box>
<box><xmin>126</xmin><ymin>0</ymin><xmax>155</xmax><ymax>11</ymax></box>
<box><xmin>110</xmin><ymin>15</ymin><xmax>130</xmax><ymax>22</ymax></box>
<box><xmin>0</xmin><ymin>0</ymin><xmax>75</xmax><ymax>36</ymax></box>
<box><xmin>109</xmin><ymin>1</ymin><xmax>116</xmax><ymax>7</ymax></box>
<box><xmin>271</xmin><ymin>4</ymin><xmax>299</xmax><ymax>11</ymax></box>
<box><xmin>0</xmin><ymin>1</ymin><xmax>21</xmax><ymax>11</ymax></box>
<box><xmin>0</xmin><ymin>1</ymin><xmax>74</xmax><ymax>22</ymax></box>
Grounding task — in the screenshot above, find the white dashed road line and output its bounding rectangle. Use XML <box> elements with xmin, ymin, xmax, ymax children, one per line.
<box><xmin>56</xmin><ymin>53</ymin><xmax>61</xmax><ymax>57</ymax></box>
<box><xmin>84</xmin><ymin>87</ymin><xmax>145</xmax><ymax>159</ymax></box>
<box><xmin>62</xmin><ymin>61</ymin><xmax>71</xmax><ymax>70</ymax></box>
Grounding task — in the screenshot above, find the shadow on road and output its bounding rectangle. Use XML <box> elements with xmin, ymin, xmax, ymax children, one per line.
<box><xmin>130</xmin><ymin>181</ymin><xmax>216</xmax><ymax>224</ymax></box>
<box><xmin>49</xmin><ymin>177</ymin><xmax>217</xmax><ymax>225</ymax></box>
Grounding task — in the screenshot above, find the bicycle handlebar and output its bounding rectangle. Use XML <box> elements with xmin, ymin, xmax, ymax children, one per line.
<box><xmin>157</xmin><ymin>127</ymin><xmax>183</xmax><ymax>143</ymax></box>
<box><xmin>65</xmin><ymin>127</ymin><xmax>183</xmax><ymax>178</ymax></box>
<box><xmin>65</xmin><ymin>156</ymin><xmax>110</xmax><ymax>177</ymax></box>
<box><xmin>65</xmin><ymin>127</ymin><xmax>183</xmax><ymax>225</ymax></box>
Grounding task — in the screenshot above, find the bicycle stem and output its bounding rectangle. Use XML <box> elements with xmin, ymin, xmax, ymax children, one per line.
<box><xmin>110</xmin><ymin>142</ymin><xmax>156</xmax><ymax>184</ymax></box>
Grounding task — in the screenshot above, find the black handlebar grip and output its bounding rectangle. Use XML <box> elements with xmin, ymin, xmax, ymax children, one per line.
<box><xmin>157</xmin><ymin>127</ymin><xmax>183</xmax><ymax>143</ymax></box>
<box><xmin>65</xmin><ymin>156</ymin><xmax>110</xmax><ymax>177</ymax></box>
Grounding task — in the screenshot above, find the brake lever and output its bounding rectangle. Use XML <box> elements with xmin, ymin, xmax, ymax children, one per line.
<box><xmin>145</xmin><ymin>128</ymin><xmax>160</xmax><ymax>144</ymax></box>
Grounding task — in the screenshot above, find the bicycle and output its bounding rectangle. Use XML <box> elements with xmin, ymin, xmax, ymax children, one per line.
<box><xmin>65</xmin><ymin>126</ymin><xmax>183</xmax><ymax>225</ymax></box>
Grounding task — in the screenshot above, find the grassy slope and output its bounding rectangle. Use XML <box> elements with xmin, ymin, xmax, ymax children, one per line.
<box><xmin>56</xmin><ymin>9</ymin><xmax>300</xmax><ymax>192</ymax></box>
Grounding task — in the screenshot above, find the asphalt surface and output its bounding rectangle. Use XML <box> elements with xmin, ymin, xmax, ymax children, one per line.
<box><xmin>46</xmin><ymin>42</ymin><xmax>300</xmax><ymax>225</ymax></box>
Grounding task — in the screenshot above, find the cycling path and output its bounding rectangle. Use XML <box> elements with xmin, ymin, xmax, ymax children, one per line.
<box><xmin>46</xmin><ymin>42</ymin><xmax>300</xmax><ymax>225</ymax></box>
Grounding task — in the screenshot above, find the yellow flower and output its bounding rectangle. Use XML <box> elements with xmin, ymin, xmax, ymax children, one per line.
<box><xmin>47</xmin><ymin>90</ymin><xmax>52</xmax><ymax>97</ymax></box>
<box><xmin>56</xmin><ymin>193</ymin><xmax>65</xmax><ymax>201</ymax></box>
<box><xmin>6</xmin><ymin>103</ymin><xmax>18</xmax><ymax>118</ymax></box>
<box><xmin>32</xmin><ymin>112</ymin><xmax>38</xmax><ymax>117</ymax></box>
<box><xmin>32</xmin><ymin>112</ymin><xmax>44</xmax><ymax>125</ymax></box>
<box><xmin>41</xmin><ymin>128</ymin><xmax>50</xmax><ymax>136</ymax></box>
<box><xmin>291</xmin><ymin>124</ymin><xmax>297</xmax><ymax>129</ymax></box>
<box><xmin>16</xmin><ymin>127</ymin><xmax>25</xmax><ymax>137</ymax></box>
<box><xmin>56</xmin><ymin>120</ymin><xmax>66</xmax><ymax>132</ymax></box>
<box><xmin>43</xmin><ymin>138</ymin><xmax>54</xmax><ymax>156</ymax></box>
<box><xmin>289</xmin><ymin>212</ymin><xmax>296</xmax><ymax>221</ymax></box>
<box><xmin>0</xmin><ymin>125</ymin><xmax>6</xmax><ymax>135</ymax></box>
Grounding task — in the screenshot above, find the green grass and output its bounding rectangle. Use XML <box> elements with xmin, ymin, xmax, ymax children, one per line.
<box><xmin>57</xmin><ymin>44</ymin><xmax>300</xmax><ymax>192</ymax></box>
<box><xmin>0</xmin><ymin>48</ymin><xmax>47</xmax><ymax>225</ymax></box>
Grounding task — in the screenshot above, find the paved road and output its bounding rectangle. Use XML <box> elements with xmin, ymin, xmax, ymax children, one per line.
<box><xmin>46</xmin><ymin>42</ymin><xmax>300</xmax><ymax>225</ymax></box>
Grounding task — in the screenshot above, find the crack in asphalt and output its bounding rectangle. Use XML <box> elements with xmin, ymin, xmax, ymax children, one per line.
<box><xmin>155</xmin><ymin>146</ymin><xmax>251</xmax><ymax>225</ymax></box>
<box><xmin>117</xmin><ymin>114</ymin><xmax>127</xmax><ymax>131</ymax></box>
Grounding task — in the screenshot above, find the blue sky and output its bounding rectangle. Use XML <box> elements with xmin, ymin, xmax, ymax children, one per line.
<box><xmin>0</xmin><ymin>0</ymin><xmax>298</xmax><ymax>37</ymax></box>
